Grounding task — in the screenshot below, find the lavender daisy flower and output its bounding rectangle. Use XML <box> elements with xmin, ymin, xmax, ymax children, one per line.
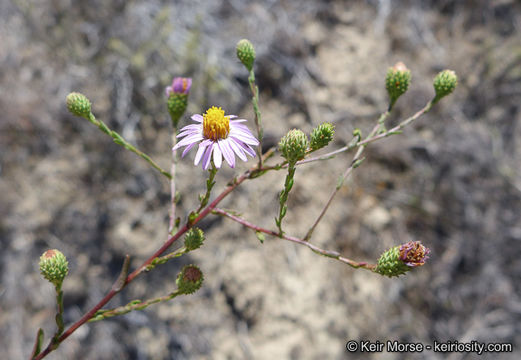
<box><xmin>173</xmin><ymin>106</ymin><xmax>259</xmax><ymax>170</ymax></box>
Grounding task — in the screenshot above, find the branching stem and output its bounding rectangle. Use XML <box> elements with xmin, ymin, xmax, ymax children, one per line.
<box><xmin>214</xmin><ymin>208</ymin><xmax>375</xmax><ymax>270</ymax></box>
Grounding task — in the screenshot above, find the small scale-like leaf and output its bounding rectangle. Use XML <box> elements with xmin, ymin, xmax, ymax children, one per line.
<box><xmin>255</xmin><ymin>231</ymin><xmax>265</xmax><ymax>244</ymax></box>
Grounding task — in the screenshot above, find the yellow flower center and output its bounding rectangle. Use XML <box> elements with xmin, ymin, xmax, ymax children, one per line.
<box><xmin>203</xmin><ymin>106</ymin><xmax>230</xmax><ymax>140</ymax></box>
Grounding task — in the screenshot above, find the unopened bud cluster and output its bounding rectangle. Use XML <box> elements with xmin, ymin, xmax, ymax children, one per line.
<box><xmin>184</xmin><ymin>227</ymin><xmax>205</xmax><ymax>251</ymax></box>
<box><xmin>39</xmin><ymin>249</ymin><xmax>69</xmax><ymax>286</ymax></box>
<box><xmin>385</xmin><ymin>62</ymin><xmax>411</xmax><ymax>108</ymax></box>
<box><xmin>433</xmin><ymin>70</ymin><xmax>457</xmax><ymax>101</ymax></box>
<box><xmin>374</xmin><ymin>241</ymin><xmax>430</xmax><ymax>277</ymax></box>
<box><xmin>310</xmin><ymin>123</ymin><xmax>335</xmax><ymax>151</ymax></box>
<box><xmin>236</xmin><ymin>39</ymin><xmax>256</xmax><ymax>71</ymax></box>
<box><xmin>176</xmin><ymin>265</ymin><xmax>203</xmax><ymax>294</ymax></box>
<box><xmin>66</xmin><ymin>92</ymin><xmax>91</xmax><ymax>118</ymax></box>
<box><xmin>279</xmin><ymin>129</ymin><xmax>309</xmax><ymax>164</ymax></box>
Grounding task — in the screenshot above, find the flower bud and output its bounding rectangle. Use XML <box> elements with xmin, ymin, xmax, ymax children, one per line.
<box><xmin>279</xmin><ymin>129</ymin><xmax>309</xmax><ymax>164</ymax></box>
<box><xmin>385</xmin><ymin>62</ymin><xmax>411</xmax><ymax>109</ymax></box>
<box><xmin>176</xmin><ymin>265</ymin><xmax>203</xmax><ymax>294</ymax></box>
<box><xmin>236</xmin><ymin>39</ymin><xmax>256</xmax><ymax>71</ymax></box>
<box><xmin>39</xmin><ymin>249</ymin><xmax>69</xmax><ymax>286</ymax></box>
<box><xmin>66</xmin><ymin>92</ymin><xmax>92</xmax><ymax>118</ymax></box>
<box><xmin>374</xmin><ymin>241</ymin><xmax>430</xmax><ymax>277</ymax></box>
<box><xmin>166</xmin><ymin>77</ymin><xmax>192</xmax><ymax>126</ymax></box>
<box><xmin>184</xmin><ymin>227</ymin><xmax>205</xmax><ymax>251</ymax></box>
<box><xmin>310</xmin><ymin>122</ymin><xmax>335</xmax><ymax>151</ymax></box>
<box><xmin>433</xmin><ymin>70</ymin><xmax>457</xmax><ymax>102</ymax></box>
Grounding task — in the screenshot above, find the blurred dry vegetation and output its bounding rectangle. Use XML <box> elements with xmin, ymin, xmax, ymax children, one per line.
<box><xmin>1</xmin><ymin>0</ymin><xmax>521</xmax><ymax>359</ymax></box>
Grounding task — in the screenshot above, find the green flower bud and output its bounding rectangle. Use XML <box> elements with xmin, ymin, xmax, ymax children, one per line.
<box><xmin>279</xmin><ymin>129</ymin><xmax>309</xmax><ymax>164</ymax></box>
<box><xmin>236</xmin><ymin>39</ymin><xmax>256</xmax><ymax>71</ymax></box>
<box><xmin>184</xmin><ymin>227</ymin><xmax>205</xmax><ymax>251</ymax></box>
<box><xmin>310</xmin><ymin>122</ymin><xmax>335</xmax><ymax>151</ymax></box>
<box><xmin>385</xmin><ymin>62</ymin><xmax>411</xmax><ymax>109</ymax></box>
<box><xmin>39</xmin><ymin>249</ymin><xmax>69</xmax><ymax>286</ymax></box>
<box><xmin>176</xmin><ymin>265</ymin><xmax>203</xmax><ymax>294</ymax></box>
<box><xmin>66</xmin><ymin>92</ymin><xmax>92</xmax><ymax>118</ymax></box>
<box><xmin>433</xmin><ymin>70</ymin><xmax>457</xmax><ymax>102</ymax></box>
<box><xmin>374</xmin><ymin>241</ymin><xmax>430</xmax><ymax>277</ymax></box>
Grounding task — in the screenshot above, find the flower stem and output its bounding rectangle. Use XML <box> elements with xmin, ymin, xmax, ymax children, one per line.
<box><xmin>144</xmin><ymin>246</ymin><xmax>188</xmax><ymax>272</ymax></box>
<box><xmin>169</xmin><ymin>131</ymin><xmax>178</xmax><ymax>236</ymax></box>
<box><xmin>196</xmin><ymin>163</ymin><xmax>218</xmax><ymax>214</ymax></box>
<box><xmin>52</xmin><ymin>284</ymin><xmax>65</xmax><ymax>344</ymax></box>
<box><xmin>89</xmin><ymin>290</ymin><xmax>183</xmax><ymax>322</ymax></box>
<box><xmin>87</xmin><ymin>113</ymin><xmax>172</xmax><ymax>180</ymax></box>
<box><xmin>275</xmin><ymin>163</ymin><xmax>296</xmax><ymax>235</ymax></box>
<box><xmin>214</xmin><ymin>208</ymin><xmax>375</xmax><ymax>270</ymax></box>
<box><xmin>303</xmin><ymin>101</ymin><xmax>434</xmax><ymax>240</ymax></box>
<box><xmin>33</xmin><ymin>151</ymin><xmax>275</xmax><ymax>360</ymax></box>
<box><xmin>299</xmin><ymin>102</ymin><xmax>434</xmax><ymax>167</ymax></box>
<box><xmin>303</xmin><ymin>111</ymin><xmax>390</xmax><ymax>241</ymax></box>
<box><xmin>248</xmin><ymin>68</ymin><xmax>263</xmax><ymax>167</ymax></box>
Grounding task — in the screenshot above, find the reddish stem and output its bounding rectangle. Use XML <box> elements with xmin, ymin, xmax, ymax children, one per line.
<box><xmin>33</xmin><ymin>164</ymin><xmax>257</xmax><ymax>360</ymax></box>
<box><xmin>213</xmin><ymin>208</ymin><xmax>375</xmax><ymax>270</ymax></box>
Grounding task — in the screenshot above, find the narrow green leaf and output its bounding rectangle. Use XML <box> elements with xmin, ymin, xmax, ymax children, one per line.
<box><xmin>30</xmin><ymin>328</ymin><xmax>44</xmax><ymax>359</ymax></box>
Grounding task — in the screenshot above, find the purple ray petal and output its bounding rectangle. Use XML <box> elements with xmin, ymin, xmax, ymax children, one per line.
<box><xmin>176</xmin><ymin>129</ymin><xmax>201</xmax><ymax>139</ymax></box>
<box><xmin>191</xmin><ymin>114</ymin><xmax>203</xmax><ymax>122</ymax></box>
<box><xmin>202</xmin><ymin>143</ymin><xmax>214</xmax><ymax>170</ymax></box>
<box><xmin>230</xmin><ymin>123</ymin><xmax>251</xmax><ymax>130</ymax></box>
<box><xmin>180</xmin><ymin>123</ymin><xmax>202</xmax><ymax>131</ymax></box>
<box><xmin>181</xmin><ymin>141</ymin><xmax>197</xmax><ymax>157</ymax></box>
<box><xmin>174</xmin><ymin>133</ymin><xmax>203</xmax><ymax>149</ymax></box>
<box><xmin>243</xmin><ymin>144</ymin><xmax>256</xmax><ymax>157</ymax></box>
<box><xmin>213</xmin><ymin>142</ymin><xmax>222</xmax><ymax>168</ymax></box>
<box><xmin>229</xmin><ymin>128</ymin><xmax>259</xmax><ymax>145</ymax></box>
<box><xmin>234</xmin><ymin>139</ymin><xmax>256</xmax><ymax>157</ymax></box>
<box><xmin>199</xmin><ymin>139</ymin><xmax>213</xmax><ymax>148</ymax></box>
<box><xmin>232</xmin><ymin>127</ymin><xmax>259</xmax><ymax>141</ymax></box>
<box><xmin>227</xmin><ymin>138</ymin><xmax>247</xmax><ymax>161</ymax></box>
<box><xmin>194</xmin><ymin>142</ymin><xmax>208</xmax><ymax>165</ymax></box>
<box><xmin>230</xmin><ymin>133</ymin><xmax>258</xmax><ymax>146</ymax></box>
<box><xmin>177</xmin><ymin>124</ymin><xmax>202</xmax><ymax>136</ymax></box>
<box><xmin>218</xmin><ymin>140</ymin><xmax>235</xmax><ymax>168</ymax></box>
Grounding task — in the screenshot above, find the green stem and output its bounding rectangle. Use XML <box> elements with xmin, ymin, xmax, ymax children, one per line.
<box><xmin>144</xmin><ymin>246</ymin><xmax>189</xmax><ymax>272</ymax></box>
<box><xmin>215</xmin><ymin>208</ymin><xmax>375</xmax><ymax>271</ymax></box>
<box><xmin>50</xmin><ymin>284</ymin><xmax>64</xmax><ymax>348</ymax></box>
<box><xmin>248</xmin><ymin>68</ymin><xmax>263</xmax><ymax>167</ymax></box>
<box><xmin>33</xmin><ymin>151</ymin><xmax>276</xmax><ymax>360</ymax></box>
<box><xmin>275</xmin><ymin>163</ymin><xmax>296</xmax><ymax>235</ymax></box>
<box><xmin>169</xmin><ymin>131</ymin><xmax>178</xmax><ymax>236</ymax></box>
<box><xmin>304</xmin><ymin>111</ymin><xmax>389</xmax><ymax>241</ymax></box>
<box><xmin>196</xmin><ymin>163</ymin><xmax>218</xmax><ymax>213</ymax></box>
<box><xmin>86</xmin><ymin>113</ymin><xmax>172</xmax><ymax>180</ymax></box>
<box><xmin>89</xmin><ymin>290</ymin><xmax>183</xmax><ymax>322</ymax></box>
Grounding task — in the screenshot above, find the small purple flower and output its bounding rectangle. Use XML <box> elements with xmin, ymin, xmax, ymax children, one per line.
<box><xmin>173</xmin><ymin>106</ymin><xmax>259</xmax><ymax>170</ymax></box>
<box><xmin>165</xmin><ymin>77</ymin><xmax>192</xmax><ymax>97</ymax></box>
<box><xmin>399</xmin><ymin>241</ymin><xmax>430</xmax><ymax>267</ymax></box>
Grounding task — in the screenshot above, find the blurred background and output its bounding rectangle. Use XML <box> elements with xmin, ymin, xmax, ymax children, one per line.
<box><xmin>1</xmin><ymin>0</ymin><xmax>520</xmax><ymax>359</ymax></box>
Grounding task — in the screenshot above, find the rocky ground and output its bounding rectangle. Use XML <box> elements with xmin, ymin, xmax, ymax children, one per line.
<box><xmin>1</xmin><ymin>0</ymin><xmax>520</xmax><ymax>359</ymax></box>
